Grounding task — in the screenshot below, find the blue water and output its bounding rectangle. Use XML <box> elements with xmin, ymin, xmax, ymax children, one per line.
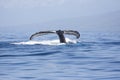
<box><xmin>0</xmin><ymin>32</ymin><xmax>120</xmax><ymax>80</ymax></box>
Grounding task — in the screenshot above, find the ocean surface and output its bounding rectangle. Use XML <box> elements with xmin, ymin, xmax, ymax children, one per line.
<box><xmin>0</xmin><ymin>31</ymin><xmax>120</xmax><ymax>80</ymax></box>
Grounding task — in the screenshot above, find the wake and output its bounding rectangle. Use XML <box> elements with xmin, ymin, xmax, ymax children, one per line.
<box><xmin>12</xmin><ymin>38</ymin><xmax>79</xmax><ymax>45</ymax></box>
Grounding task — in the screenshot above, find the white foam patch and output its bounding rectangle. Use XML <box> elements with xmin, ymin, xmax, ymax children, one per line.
<box><xmin>12</xmin><ymin>38</ymin><xmax>78</xmax><ymax>45</ymax></box>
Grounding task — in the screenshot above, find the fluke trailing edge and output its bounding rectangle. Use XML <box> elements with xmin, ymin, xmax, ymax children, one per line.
<box><xmin>30</xmin><ymin>30</ymin><xmax>80</xmax><ymax>43</ymax></box>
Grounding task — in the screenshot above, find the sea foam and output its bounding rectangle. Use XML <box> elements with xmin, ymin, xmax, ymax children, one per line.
<box><xmin>12</xmin><ymin>38</ymin><xmax>78</xmax><ymax>45</ymax></box>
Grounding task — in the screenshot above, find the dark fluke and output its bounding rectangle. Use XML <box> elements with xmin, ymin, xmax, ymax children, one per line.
<box><xmin>30</xmin><ymin>30</ymin><xmax>80</xmax><ymax>43</ymax></box>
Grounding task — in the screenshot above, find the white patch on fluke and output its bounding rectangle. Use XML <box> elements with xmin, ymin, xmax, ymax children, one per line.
<box><xmin>12</xmin><ymin>38</ymin><xmax>78</xmax><ymax>45</ymax></box>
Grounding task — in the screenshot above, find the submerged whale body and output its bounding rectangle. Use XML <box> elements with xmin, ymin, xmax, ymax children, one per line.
<box><xmin>30</xmin><ymin>30</ymin><xmax>80</xmax><ymax>43</ymax></box>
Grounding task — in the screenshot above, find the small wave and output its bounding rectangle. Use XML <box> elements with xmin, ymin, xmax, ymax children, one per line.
<box><xmin>0</xmin><ymin>51</ymin><xmax>61</xmax><ymax>57</ymax></box>
<box><xmin>102</xmin><ymin>42</ymin><xmax>120</xmax><ymax>45</ymax></box>
<box><xmin>12</xmin><ymin>38</ymin><xmax>78</xmax><ymax>45</ymax></box>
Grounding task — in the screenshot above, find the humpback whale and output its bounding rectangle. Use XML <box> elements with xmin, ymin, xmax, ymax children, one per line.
<box><xmin>30</xmin><ymin>30</ymin><xmax>80</xmax><ymax>43</ymax></box>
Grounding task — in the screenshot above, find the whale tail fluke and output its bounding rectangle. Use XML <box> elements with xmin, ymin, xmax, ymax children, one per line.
<box><xmin>63</xmin><ymin>30</ymin><xmax>80</xmax><ymax>39</ymax></box>
<box><xmin>30</xmin><ymin>31</ymin><xmax>56</xmax><ymax>40</ymax></box>
<box><xmin>30</xmin><ymin>30</ymin><xmax>80</xmax><ymax>43</ymax></box>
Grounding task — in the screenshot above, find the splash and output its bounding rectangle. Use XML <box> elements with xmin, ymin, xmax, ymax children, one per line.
<box><xmin>12</xmin><ymin>38</ymin><xmax>79</xmax><ymax>45</ymax></box>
